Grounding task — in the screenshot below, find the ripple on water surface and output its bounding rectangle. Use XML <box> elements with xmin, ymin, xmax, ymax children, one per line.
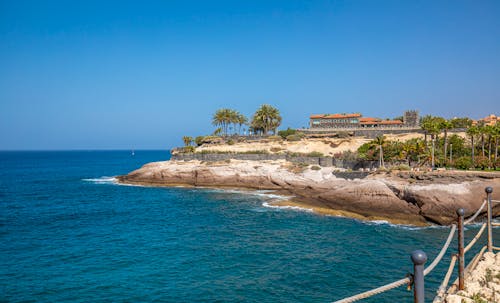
<box><xmin>1</xmin><ymin>151</ymin><xmax>497</xmax><ymax>303</ymax></box>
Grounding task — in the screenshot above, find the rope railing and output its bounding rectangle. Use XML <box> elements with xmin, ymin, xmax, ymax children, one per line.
<box><xmin>332</xmin><ymin>277</ymin><xmax>411</xmax><ymax>303</ymax></box>
<box><xmin>332</xmin><ymin>225</ymin><xmax>456</xmax><ymax>303</ymax></box>
<box><xmin>464</xmin><ymin>200</ymin><xmax>486</xmax><ymax>225</ymax></box>
<box><xmin>433</xmin><ymin>255</ymin><xmax>457</xmax><ymax>302</ymax></box>
<box><xmin>424</xmin><ymin>224</ymin><xmax>456</xmax><ymax>276</ymax></box>
<box><xmin>446</xmin><ymin>245</ymin><xmax>487</xmax><ymax>295</ymax></box>
<box><xmin>464</xmin><ymin>223</ymin><xmax>487</xmax><ymax>253</ymax></box>
<box><xmin>332</xmin><ymin>186</ymin><xmax>497</xmax><ymax>303</ymax></box>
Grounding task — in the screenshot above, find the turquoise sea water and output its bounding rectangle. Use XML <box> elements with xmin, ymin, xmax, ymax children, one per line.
<box><xmin>0</xmin><ymin>151</ymin><xmax>497</xmax><ymax>303</ymax></box>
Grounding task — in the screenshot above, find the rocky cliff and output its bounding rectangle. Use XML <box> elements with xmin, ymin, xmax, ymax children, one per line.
<box><xmin>117</xmin><ymin>160</ymin><xmax>500</xmax><ymax>225</ymax></box>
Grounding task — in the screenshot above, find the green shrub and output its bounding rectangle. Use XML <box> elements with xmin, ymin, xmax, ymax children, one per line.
<box><xmin>180</xmin><ymin>146</ymin><xmax>195</xmax><ymax>153</ymax></box>
<box><xmin>474</xmin><ymin>156</ymin><xmax>490</xmax><ymax>170</ymax></box>
<box><xmin>392</xmin><ymin>164</ymin><xmax>411</xmax><ymax>171</ymax></box>
<box><xmin>453</xmin><ymin>156</ymin><xmax>472</xmax><ymax>169</ymax></box>
<box><xmin>268</xmin><ymin>135</ymin><xmax>282</xmax><ymax>141</ymax></box>
<box><xmin>227</xmin><ymin>139</ymin><xmax>235</xmax><ymax>145</ymax></box>
<box><xmin>278</xmin><ymin>128</ymin><xmax>297</xmax><ymax>139</ymax></box>
<box><xmin>270</xmin><ymin>147</ymin><xmax>283</xmax><ymax>153</ymax></box>
<box><xmin>286</xmin><ymin>134</ymin><xmax>302</xmax><ymax>141</ymax></box>
<box><xmin>339</xmin><ymin>150</ymin><xmax>359</xmax><ymax>161</ymax></box>
<box><xmin>194</xmin><ymin>136</ymin><xmax>205</xmax><ymax>146</ymax></box>
<box><xmin>311</xmin><ymin>165</ymin><xmax>321</xmax><ymax>171</ymax></box>
<box><xmin>201</xmin><ymin>136</ymin><xmax>223</xmax><ymax>145</ymax></box>
<box><xmin>307</xmin><ymin>151</ymin><xmax>324</xmax><ymax>157</ymax></box>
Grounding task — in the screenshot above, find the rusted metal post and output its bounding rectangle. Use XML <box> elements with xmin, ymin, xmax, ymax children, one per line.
<box><xmin>457</xmin><ymin>208</ymin><xmax>465</xmax><ymax>290</ymax></box>
<box><xmin>411</xmin><ymin>250</ymin><xmax>427</xmax><ymax>303</ymax></box>
<box><xmin>486</xmin><ymin>187</ymin><xmax>493</xmax><ymax>252</ymax></box>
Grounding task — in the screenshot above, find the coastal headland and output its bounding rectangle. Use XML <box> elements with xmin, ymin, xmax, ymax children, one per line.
<box><xmin>118</xmin><ymin>159</ymin><xmax>500</xmax><ymax>226</ymax></box>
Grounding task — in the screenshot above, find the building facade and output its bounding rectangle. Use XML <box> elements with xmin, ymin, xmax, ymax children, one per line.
<box><xmin>309</xmin><ymin>113</ymin><xmax>361</xmax><ymax>128</ymax></box>
<box><xmin>309</xmin><ymin>110</ymin><xmax>419</xmax><ymax>129</ymax></box>
<box><xmin>473</xmin><ymin>114</ymin><xmax>500</xmax><ymax>126</ymax></box>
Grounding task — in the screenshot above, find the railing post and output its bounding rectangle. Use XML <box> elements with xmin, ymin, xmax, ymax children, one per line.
<box><xmin>411</xmin><ymin>250</ymin><xmax>427</xmax><ymax>303</ymax></box>
<box><xmin>486</xmin><ymin>187</ymin><xmax>493</xmax><ymax>252</ymax></box>
<box><xmin>457</xmin><ymin>208</ymin><xmax>465</xmax><ymax>290</ymax></box>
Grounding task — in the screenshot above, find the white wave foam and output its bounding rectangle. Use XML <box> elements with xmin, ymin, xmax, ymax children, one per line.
<box><xmin>83</xmin><ymin>176</ymin><xmax>151</xmax><ymax>187</ymax></box>
<box><xmin>198</xmin><ymin>188</ymin><xmax>292</xmax><ymax>201</ymax></box>
<box><xmin>359</xmin><ymin>219</ymin><xmax>446</xmax><ymax>230</ymax></box>
<box><xmin>82</xmin><ymin>176</ymin><xmax>117</xmax><ymax>184</ymax></box>
<box><xmin>262</xmin><ymin>201</ymin><xmax>313</xmax><ymax>213</ymax></box>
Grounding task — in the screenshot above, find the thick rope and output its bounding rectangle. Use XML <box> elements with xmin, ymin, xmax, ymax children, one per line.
<box><xmin>464</xmin><ymin>223</ymin><xmax>487</xmax><ymax>253</ymax></box>
<box><xmin>424</xmin><ymin>224</ymin><xmax>456</xmax><ymax>276</ymax></box>
<box><xmin>492</xmin><ymin>222</ymin><xmax>500</xmax><ymax>227</ymax></box>
<box><xmin>332</xmin><ymin>277</ymin><xmax>410</xmax><ymax>303</ymax></box>
<box><xmin>333</xmin><ymin>198</ymin><xmax>491</xmax><ymax>303</ymax></box>
<box><xmin>491</xmin><ymin>199</ymin><xmax>500</xmax><ymax>204</ymax></box>
<box><xmin>433</xmin><ymin>255</ymin><xmax>457</xmax><ymax>303</ymax></box>
<box><xmin>465</xmin><ymin>200</ymin><xmax>487</xmax><ymax>225</ymax></box>
<box><xmin>448</xmin><ymin>246</ymin><xmax>487</xmax><ymax>294</ymax></box>
<box><xmin>333</xmin><ymin>224</ymin><xmax>456</xmax><ymax>303</ymax></box>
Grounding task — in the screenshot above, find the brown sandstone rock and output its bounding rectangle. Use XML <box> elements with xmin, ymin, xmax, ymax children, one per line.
<box><xmin>117</xmin><ymin>160</ymin><xmax>500</xmax><ymax>225</ymax></box>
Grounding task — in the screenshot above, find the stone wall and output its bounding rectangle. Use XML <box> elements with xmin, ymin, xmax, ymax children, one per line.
<box><xmin>171</xmin><ymin>153</ymin><xmax>283</xmax><ymax>162</ymax></box>
<box><xmin>332</xmin><ymin>171</ymin><xmax>371</xmax><ymax>179</ymax></box>
<box><xmin>171</xmin><ymin>153</ymin><xmax>378</xmax><ymax>170</ymax></box>
<box><xmin>353</xmin><ymin>128</ymin><xmax>424</xmax><ymax>139</ymax></box>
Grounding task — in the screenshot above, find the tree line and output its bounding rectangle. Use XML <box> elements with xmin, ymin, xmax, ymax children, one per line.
<box><xmin>358</xmin><ymin>115</ymin><xmax>500</xmax><ymax>170</ymax></box>
<box><xmin>211</xmin><ymin>104</ymin><xmax>282</xmax><ymax>136</ymax></box>
<box><xmin>181</xmin><ymin>104</ymin><xmax>282</xmax><ymax>148</ymax></box>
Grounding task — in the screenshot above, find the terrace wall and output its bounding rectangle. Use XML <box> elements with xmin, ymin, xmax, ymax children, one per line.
<box><xmin>171</xmin><ymin>153</ymin><xmax>379</xmax><ymax>170</ymax></box>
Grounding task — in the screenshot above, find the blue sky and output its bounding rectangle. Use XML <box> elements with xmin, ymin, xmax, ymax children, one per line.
<box><xmin>1</xmin><ymin>0</ymin><xmax>499</xmax><ymax>150</ymax></box>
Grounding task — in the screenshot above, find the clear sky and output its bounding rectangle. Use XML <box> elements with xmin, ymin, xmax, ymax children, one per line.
<box><xmin>1</xmin><ymin>0</ymin><xmax>499</xmax><ymax>150</ymax></box>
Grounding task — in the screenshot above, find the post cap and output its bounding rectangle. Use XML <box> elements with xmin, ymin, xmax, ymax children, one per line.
<box><xmin>411</xmin><ymin>250</ymin><xmax>428</xmax><ymax>265</ymax></box>
<box><xmin>485</xmin><ymin>187</ymin><xmax>493</xmax><ymax>194</ymax></box>
<box><xmin>456</xmin><ymin>208</ymin><xmax>465</xmax><ymax>217</ymax></box>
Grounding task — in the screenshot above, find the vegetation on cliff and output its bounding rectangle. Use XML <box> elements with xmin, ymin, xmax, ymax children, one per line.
<box><xmin>181</xmin><ymin>107</ymin><xmax>500</xmax><ymax>170</ymax></box>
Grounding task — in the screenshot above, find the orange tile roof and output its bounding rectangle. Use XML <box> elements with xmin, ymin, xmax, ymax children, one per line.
<box><xmin>379</xmin><ymin>120</ymin><xmax>404</xmax><ymax>125</ymax></box>
<box><xmin>360</xmin><ymin>120</ymin><xmax>403</xmax><ymax>125</ymax></box>
<box><xmin>473</xmin><ymin>114</ymin><xmax>500</xmax><ymax>126</ymax></box>
<box><xmin>310</xmin><ymin>113</ymin><xmax>362</xmax><ymax>119</ymax></box>
<box><xmin>359</xmin><ymin>117</ymin><xmax>381</xmax><ymax>122</ymax></box>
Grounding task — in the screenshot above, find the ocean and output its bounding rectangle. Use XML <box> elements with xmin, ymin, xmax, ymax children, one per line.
<box><xmin>0</xmin><ymin>151</ymin><xmax>495</xmax><ymax>302</ymax></box>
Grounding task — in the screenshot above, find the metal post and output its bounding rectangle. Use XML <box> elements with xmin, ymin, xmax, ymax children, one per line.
<box><xmin>457</xmin><ymin>208</ymin><xmax>465</xmax><ymax>290</ymax></box>
<box><xmin>486</xmin><ymin>187</ymin><xmax>493</xmax><ymax>252</ymax></box>
<box><xmin>411</xmin><ymin>250</ymin><xmax>427</xmax><ymax>303</ymax></box>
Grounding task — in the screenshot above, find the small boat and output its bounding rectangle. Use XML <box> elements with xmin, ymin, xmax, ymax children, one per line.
<box><xmin>131</xmin><ymin>150</ymin><xmax>135</xmax><ymax>156</ymax></box>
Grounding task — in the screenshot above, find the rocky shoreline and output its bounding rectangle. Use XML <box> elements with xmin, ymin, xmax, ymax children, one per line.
<box><xmin>117</xmin><ymin>160</ymin><xmax>500</xmax><ymax>225</ymax></box>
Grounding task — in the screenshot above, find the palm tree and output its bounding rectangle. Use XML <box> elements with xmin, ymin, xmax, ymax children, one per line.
<box><xmin>251</xmin><ymin>104</ymin><xmax>282</xmax><ymax>135</ymax></box>
<box><xmin>401</xmin><ymin>140</ymin><xmax>415</xmax><ymax>166</ymax></box>
<box><xmin>485</xmin><ymin>125</ymin><xmax>494</xmax><ymax>162</ymax></box>
<box><xmin>477</xmin><ymin>121</ymin><xmax>487</xmax><ymax>157</ymax></box>
<box><xmin>182</xmin><ymin>136</ymin><xmax>193</xmax><ymax>146</ymax></box>
<box><xmin>373</xmin><ymin>135</ymin><xmax>386</xmax><ymax>168</ymax></box>
<box><xmin>424</xmin><ymin>118</ymin><xmax>441</xmax><ymax>169</ymax></box>
<box><xmin>466</xmin><ymin>125</ymin><xmax>479</xmax><ymax>165</ymax></box>
<box><xmin>414</xmin><ymin>139</ymin><xmax>427</xmax><ymax>166</ymax></box>
<box><xmin>440</xmin><ymin>119</ymin><xmax>453</xmax><ymax>166</ymax></box>
<box><xmin>212</xmin><ymin>108</ymin><xmax>238</xmax><ymax>136</ymax></box>
<box><xmin>236</xmin><ymin>113</ymin><xmax>248</xmax><ymax>135</ymax></box>
<box><xmin>420</xmin><ymin>115</ymin><xmax>442</xmax><ymax>143</ymax></box>
<box><xmin>494</xmin><ymin>123</ymin><xmax>500</xmax><ymax>165</ymax></box>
